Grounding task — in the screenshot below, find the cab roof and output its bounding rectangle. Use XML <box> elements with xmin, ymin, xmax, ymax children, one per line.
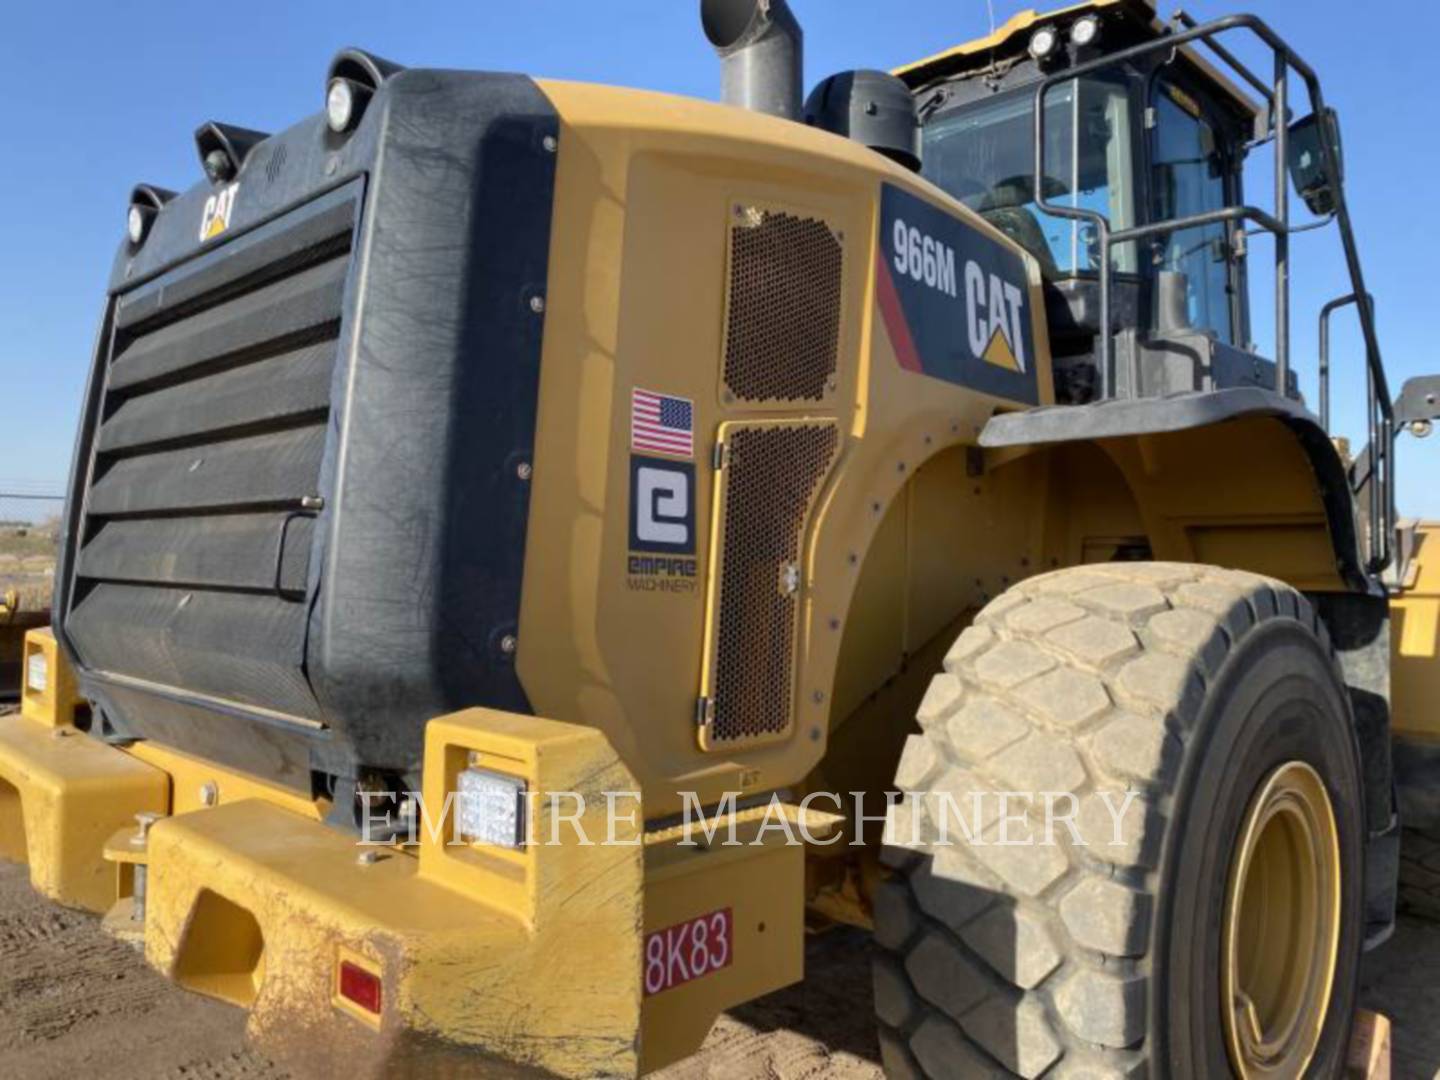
<box><xmin>895</xmin><ymin>0</ymin><xmax>1259</xmax><ymax>122</ymax></box>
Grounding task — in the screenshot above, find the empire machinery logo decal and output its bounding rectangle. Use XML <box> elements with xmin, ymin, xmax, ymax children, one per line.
<box><xmin>875</xmin><ymin>183</ymin><xmax>1039</xmax><ymax>404</ymax></box>
<box><xmin>627</xmin><ymin>388</ymin><xmax>700</xmax><ymax>595</ymax></box>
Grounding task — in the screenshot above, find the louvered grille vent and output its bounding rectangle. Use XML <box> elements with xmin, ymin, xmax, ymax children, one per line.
<box><xmin>65</xmin><ymin>185</ymin><xmax>361</xmax><ymax>722</ymax></box>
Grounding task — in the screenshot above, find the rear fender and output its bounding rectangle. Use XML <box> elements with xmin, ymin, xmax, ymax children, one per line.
<box><xmin>982</xmin><ymin>388</ymin><xmax>1370</xmax><ymax>592</ymax></box>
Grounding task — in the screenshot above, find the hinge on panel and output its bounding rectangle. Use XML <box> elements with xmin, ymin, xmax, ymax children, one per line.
<box><xmin>1144</xmin><ymin>106</ymin><xmax>1157</xmax><ymax>130</ymax></box>
<box><xmin>712</xmin><ymin>441</ymin><xmax>728</xmax><ymax>470</ymax></box>
<box><xmin>695</xmin><ymin>697</ymin><xmax>715</xmax><ymax>728</ymax></box>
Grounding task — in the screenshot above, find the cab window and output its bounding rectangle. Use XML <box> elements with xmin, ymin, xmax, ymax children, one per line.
<box><xmin>1150</xmin><ymin>82</ymin><xmax>1236</xmax><ymax>342</ymax></box>
<box><xmin>922</xmin><ymin>78</ymin><xmax>1138</xmax><ymax>277</ymax></box>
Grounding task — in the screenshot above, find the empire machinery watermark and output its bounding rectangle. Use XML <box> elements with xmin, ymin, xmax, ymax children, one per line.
<box><xmin>356</xmin><ymin>787</ymin><xmax>1142</xmax><ymax>850</ymax></box>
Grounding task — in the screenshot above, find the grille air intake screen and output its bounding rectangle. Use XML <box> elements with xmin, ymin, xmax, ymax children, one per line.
<box><xmin>64</xmin><ymin>182</ymin><xmax>361</xmax><ymax>726</ymax></box>
<box><xmin>722</xmin><ymin>206</ymin><xmax>843</xmax><ymax>404</ymax></box>
<box><xmin>701</xmin><ymin>420</ymin><xmax>840</xmax><ymax>749</ymax></box>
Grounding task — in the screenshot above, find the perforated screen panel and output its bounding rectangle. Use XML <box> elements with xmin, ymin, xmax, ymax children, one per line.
<box><xmin>701</xmin><ymin>420</ymin><xmax>840</xmax><ymax>749</ymax></box>
<box><xmin>722</xmin><ymin>207</ymin><xmax>843</xmax><ymax>405</ymax></box>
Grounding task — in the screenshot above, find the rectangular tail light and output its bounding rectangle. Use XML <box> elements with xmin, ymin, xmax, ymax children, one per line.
<box><xmin>335</xmin><ymin>951</ymin><xmax>383</xmax><ymax>1028</ymax></box>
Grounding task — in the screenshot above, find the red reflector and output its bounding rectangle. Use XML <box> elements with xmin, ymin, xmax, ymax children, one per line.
<box><xmin>339</xmin><ymin>960</ymin><xmax>382</xmax><ymax>1015</ymax></box>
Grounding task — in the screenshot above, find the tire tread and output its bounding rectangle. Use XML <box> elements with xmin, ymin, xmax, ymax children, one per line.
<box><xmin>875</xmin><ymin>561</ymin><xmax>1343</xmax><ymax>1077</ymax></box>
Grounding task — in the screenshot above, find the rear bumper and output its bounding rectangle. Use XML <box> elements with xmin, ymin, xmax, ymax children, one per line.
<box><xmin>146</xmin><ymin>798</ymin><xmax>641</xmax><ymax>1079</ymax></box>
<box><xmin>0</xmin><ymin>710</ymin><xmax>166</xmax><ymax>911</ymax></box>
<box><xmin>0</xmin><ymin>701</ymin><xmax>646</xmax><ymax>1079</ymax></box>
<box><xmin>0</xmin><ymin>630</ymin><xmax>815</xmax><ymax>1077</ymax></box>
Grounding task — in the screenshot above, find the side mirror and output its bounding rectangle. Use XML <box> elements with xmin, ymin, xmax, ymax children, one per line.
<box><xmin>1287</xmin><ymin>108</ymin><xmax>1344</xmax><ymax>216</ymax></box>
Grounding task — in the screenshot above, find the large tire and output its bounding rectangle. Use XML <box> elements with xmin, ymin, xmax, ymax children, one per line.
<box><xmin>873</xmin><ymin>563</ymin><xmax>1367</xmax><ymax>1079</ymax></box>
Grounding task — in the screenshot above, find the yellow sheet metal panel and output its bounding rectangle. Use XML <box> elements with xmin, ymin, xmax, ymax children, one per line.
<box><xmin>0</xmin><ymin>715</ymin><xmax>166</xmax><ymax>912</ymax></box>
<box><xmin>1393</xmin><ymin>523</ymin><xmax>1440</xmax><ymax>740</ymax></box>
<box><xmin>829</xmin><ymin>488</ymin><xmax>908</xmax><ymax>725</ymax></box>
<box><xmin>518</xmin><ymin>79</ymin><xmax>1052</xmax><ymax>818</ymax></box>
<box><xmin>20</xmin><ymin>627</ymin><xmax>79</xmax><ymax>729</ymax></box>
<box><xmin>906</xmin><ymin>445</ymin><xmax>1044</xmax><ymax>648</ymax></box>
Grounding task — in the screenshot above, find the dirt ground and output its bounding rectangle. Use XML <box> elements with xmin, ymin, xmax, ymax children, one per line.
<box><xmin>0</xmin><ymin>849</ymin><xmax>1437</xmax><ymax>1080</ymax></box>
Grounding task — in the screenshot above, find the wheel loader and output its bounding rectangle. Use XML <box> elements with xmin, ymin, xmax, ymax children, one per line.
<box><xmin>3</xmin><ymin>0</ymin><xmax>1438</xmax><ymax>1076</ymax></box>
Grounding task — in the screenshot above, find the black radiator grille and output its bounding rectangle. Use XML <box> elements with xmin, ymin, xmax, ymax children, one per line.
<box><xmin>65</xmin><ymin>185</ymin><xmax>362</xmax><ymax>724</ymax></box>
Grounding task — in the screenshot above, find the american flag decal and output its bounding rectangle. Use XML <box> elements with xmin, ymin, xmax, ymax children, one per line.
<box><xmin>631</xmin><ymin>388</ymin><xmax>695</xmax><ymax>459</ymax></box>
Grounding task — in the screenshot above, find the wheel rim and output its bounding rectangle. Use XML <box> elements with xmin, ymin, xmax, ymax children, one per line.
<box><xmin>1222</xmin><ymin>760</ymin><xmax>1342</xmax><ymax>1079</ymax></box>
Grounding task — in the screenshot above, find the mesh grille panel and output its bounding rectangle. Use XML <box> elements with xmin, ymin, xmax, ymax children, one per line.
<box><xmin>706</xmin><ymin>421</ymin><xmax>840</xmax><ymax>745</ymax></box>
<box><xmin>723</xmin><ymin>207</ymin><xmax>843</xmax><ymax>404</ymax></box>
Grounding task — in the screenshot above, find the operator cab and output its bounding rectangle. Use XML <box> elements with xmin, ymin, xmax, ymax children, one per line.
<box><xmin>896</xmin><ymin>0</ymin><xmax>1268</xmax><ymax>402</ymax></box>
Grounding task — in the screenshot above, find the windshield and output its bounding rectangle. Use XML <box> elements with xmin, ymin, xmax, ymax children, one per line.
<box><xmin>922</xmin><ymin>78</ymin><xmax>1138</xmax><ymax>276</ymax></box>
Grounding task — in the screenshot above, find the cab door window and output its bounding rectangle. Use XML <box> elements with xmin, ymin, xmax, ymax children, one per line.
<box><xmin>1150</xmin><ymin>82</ymin><xmax>1236</xmax><ymax>342</ymax></box>
<box><xmin>922</xmin><ymin>77</ymin><xmax>1138</xmax><ymax>277</ymax></box>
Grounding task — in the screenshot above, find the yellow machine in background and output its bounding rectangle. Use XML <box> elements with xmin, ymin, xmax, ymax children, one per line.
<box><xmin>1394</xmin><ymin>522</ymin><xmax>1440</xmax><ymax>819</ymax></box>
<box><xmin>0</xmin><ymin>582</ymin><xmax>51</xmax><ymax>698</ymax></box>
<box><xmin>1394</xmin><ymin>523</ymin><xmax>1440</xmax><ymax>730</ymax></box>
<box><xmin>2</xmin><ymin>0</ymin><xmax>1438</xmax><ymax>1077</ymax></box>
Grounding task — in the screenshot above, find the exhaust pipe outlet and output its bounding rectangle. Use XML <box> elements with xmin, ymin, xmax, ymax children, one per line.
<box><xmin>702</xmin><ymin>0</ymin><xmax>804</xmax><ymax>121</ymax></box>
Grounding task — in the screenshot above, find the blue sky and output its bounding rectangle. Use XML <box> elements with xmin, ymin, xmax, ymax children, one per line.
<box><xmin>2</xmin><ymin>0</ymin><xmax>1437</xmax><ymax>518</ymax></box>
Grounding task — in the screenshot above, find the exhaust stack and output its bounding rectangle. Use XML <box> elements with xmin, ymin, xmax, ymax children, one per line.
<box><xmin>702</xmin><ymin>0</ymin><xmax>804</xmax><ymax>121</ymax></box>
